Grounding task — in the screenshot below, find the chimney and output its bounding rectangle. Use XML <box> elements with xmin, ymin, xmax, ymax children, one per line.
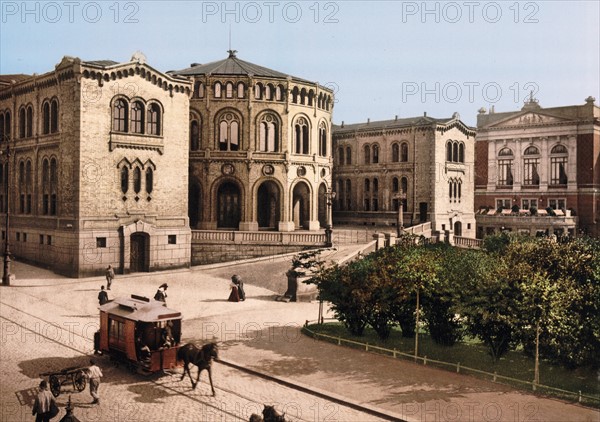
<box><xmin>367</xmin><ymin>118</ymin><xmax>370</xmax><ymax>124</ymax></box>
<box><xmin>423</xmin><ymin>112</ymin><xmax>427</xmax><ymax>117</ymax></box>
<box><xmin>395</xmin><ymin>115</ymin><xmax>398</xmax><ymax>121</ymax></box>
<box><xmin>341</xmin><ymin>121</ymin><xmax>344</xmax><ymax>128</ymax></box>
<box><xmin>490</xmin><ymin>105</ymin><xmax>495</xmax><ymax>114</ymax></box>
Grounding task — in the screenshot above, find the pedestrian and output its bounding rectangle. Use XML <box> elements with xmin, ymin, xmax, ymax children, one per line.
<box><xmin>32</xmin><ymin>380</ymin><xmax>58</xmax><ymax>422</ymax></box>
<box><xmin>98</xmin><ymin>285</ymin><xmax>109</xmax><ymax>305</ymax></box>
<box><xmin>228</xmin><ymin>275</ymin><xmax>245</xmax><ymax>302</ymax></box>
<box><xmin>105</xmin><ymin>265</ymin><xmax>115</xmax><ymax>290</ymax></box>
<box><xmin>86</xmin><ymin>359</ymin><xmax>103</xmax><ymax>405</ymax></box>
<box><xmin>154</xmin><ymin>283</ymin><xmax>168</xmax><ymax>303</ymax></box>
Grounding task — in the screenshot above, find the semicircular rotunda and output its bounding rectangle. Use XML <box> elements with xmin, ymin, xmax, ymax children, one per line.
<box><xmin>175</xmin><ymin>51</ymin><xmax>335</xmax><ymax>231</ymax></box>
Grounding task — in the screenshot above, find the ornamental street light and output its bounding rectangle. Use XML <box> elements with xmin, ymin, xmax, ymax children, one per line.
<box><xmin>324</xmin><ymin>189</ymin><xmax>336</xmax><ymax>248</ymax></box>
<box><xmin>393</xmin><ymin>189</ymin><xmax>407</xmax><ymax>237</ymax></box>
<box><xmin>1</xmin><ymin>139</ymin><xmax>11</xmax><ymax>286</ymax></box>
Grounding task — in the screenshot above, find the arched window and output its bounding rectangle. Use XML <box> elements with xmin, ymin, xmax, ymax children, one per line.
<box><xmin>120</xmin><ymin>166</ymin><xmax>129</xmax><ymax>194</ymax></box>
<box><xmin>294</xmin><ymin>117</ymin><xmax>309</xmax><ymax>154</ymax></box>
<box><xmin>18</xmin><ymin>107</ymin><xmax>25</xmax><ymax>138</ymax></box>
<box><xmin>291</xmin><ymin>87</ymin><xmax>299</xmax><ymax>103</ymax></box>
<box><xmin>18</xmin><ymin>161</ymin><xmax>25</xmax><ymax>213</ymax></box>
<box><xmin>112</xmin><ymin>98</ymin><xmax>128</xmax><ymax>132</ymax></box>
<box><xmin>0</xmin><ymin>113</ymin><xmax>4</xmax><ymax>142</ymax></box>
<box><xmin>145</xmin><ymin>168</ymin><xmax>153</xmax><ymax>194</ymax></box>
<box><xmin>217</xmin><ymin>112</ymin><xmax>240</xmax><ymax>151</ymax></box>
<box><xmin>452</xmin><ymin>142</ymin><xmax>459</xmax><ymax>162</ymax></box>
<box><xmin>364</xmin><ymin>145</ymin><xmax>370</xmax><ymax>164</ymax></box>
<box><xmin>497</xmin><ymin>148</ymin><xmax>514</xmax><ymax>186</ymax></box>
<box><xmin>50</xmin><ymin>99</ymin><xmax>58</xmax><ymax>133</ymax></box>
<box><xmin>214</xmin><ymin>82</ymin><xmax>222</xmax><ymax>98</ymax></box>
<box><xmin>226</xmin><ymin>82</ymin><xmax>234</xmax><ymax>98</ymax></box>
<box><xmin>300</xmin><ymin>88</ymin><xmax>307</xmax><ymax>105</ymax></box>
<box><xmin>372</xmin><ymin>178</ymin><xmax>379</xmax><ymax>211</ymax></box>
<box><xmin>25</xmin><ymin>160</ymin><xmax>32</xmax><ymax>213</ymax></box>
<box><xmin>458</xmin><ymin>143</ymin><xmax>464</xmax><ymax>163</ymax></box>
<box><xmin>308</xmin><ymin>90</ymin><xmax>314</xmax><ymax>106</ymax></box>
<box><xmin>550</xmin><ymin>144</ymin><xmax>568</xmax><ymax>185</ymax></box>
<box><xmin>133</xmin><ymin>167</ymin><xmax>141</xmax><ymax>194</ymax></box>
<box><xmin>275</xmin><ymin>85</ymin><xmax>283</xmax><ymax>101</ymax></box>
<box><xmin>190</xmin><ymin>117</ymin><xmax>200</xmax><ymax>151</ymax></box>
<box><xmin>49</xmin><ymin>158</ymin><xmax>57</xmax><ymax>215</ymax></box>
<box><xmin>446</xmin><ymin>142</ymin><xmax>453</xmax><ymax>162</ymax></box>
<box><xmin>4</xmin><ymin>111</ymin><xmax>10</xmax><ymax>140</ymax></box>
<box><xmin>400</xmin><ymin>142</ymin><xmax>409</xmax><ymax>162</ymax></box>
<box><xmin>42</xmin><ymin>159</ymin><xmax>49</xmax><ymax>214</ymax></box>
<box><xmin>319</xmin><ymin>122</ymin><xmax>327</xmax><ymax>156</ymax></box>
<box><xmin>258</xmin><ymin>114</ymin><xmax>279</xmax><ymax>152</ymax></box>
<box><xmin>345</xmin><ymin>179</ymin><xmax>352</xmax><ymax>210</ymax></box>
<box><xmin>194</xmin><ymin>81</ymin><xmax>204</xmax><ymax>98</ymax></box>
<box><xmin>26</xmin><ymin>105</ymin><xmax>33</xmax><ymax>138</ymax></box>
<box><xmin>338</xmin><ymin>147</ymin><xmax>345</xmax><ymax>165</ymax></box>
<box><xmin>392</xmin><ymin>143</ymin><xmax>399</xmax><ymax>162</ymax></box>
<box><xmin>523</xmin><ymin>146</ymin><xmax>540</xmax><ymax>186</ymax></box>
<box><xmin>43</xmin><ymin>102</ymin><xmax>51</xmax><ymax>134</ymax></box>
<box><xmin>237</xmin><ymin>82</ymin><xmax>245</xmax><ymax>98</ymax></box>
<box><xmin>392</xmin><ymin>177</ymin><xmax>399</xmax><ymax>192</ymax></box>
<box><xmin>346</xmin><ymin>146</ymin><xmax>352</xmax><ymax>165</ymax></box>
<box><xmin>401</xmin><ymin>177</ymin><xmax>408</xmax><ymax>195</ymax></box>
<box><xmin>265</xmin><ymin>84</ymin><xmax>273</xmax><ymax>100</ymax></box>
<box><xmin>372</xmin><ymin>144</ymin><xmax>379</xmax><ymax>164</ymax></box>
<box><xmin>147</xmin><ymin>103</ymin><xmax>161</xmax><ymax>135</ymax></box>
<box><xmin>131</xmin><ymin>101</ymin><xmax>145</xmax><ymax>134</ymax></box>
<box><xmin>364</xmin><ymin>178</ymin><xmax>370</xmax><ymax>192</ymax></box>
<box><xmin>254</xmin><ymin>83</ymin><xmax>262</xmax><ymax>100</ymax></box>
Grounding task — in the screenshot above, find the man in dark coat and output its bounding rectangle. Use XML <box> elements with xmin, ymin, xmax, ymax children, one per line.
<box><xmin>98</xmin><ymin>286</ymin><xmax>109</xmax><ymax>305</ymax></box>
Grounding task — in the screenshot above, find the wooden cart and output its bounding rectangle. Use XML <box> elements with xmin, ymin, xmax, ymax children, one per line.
<box><xmin>39</xmin><ymin>366</ymin><xmax>87</xmax><ymax>397</ymax></box>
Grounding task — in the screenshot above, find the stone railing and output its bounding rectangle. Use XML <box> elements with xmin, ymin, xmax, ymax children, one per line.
<box><xmin>454</xmin><ymin>236</ymin><xmax>483</xmax><ymax>249</ymax></box>
<box><xmin>191</xmin><ymin>230</ymin><xmax>326</xmax><ymax>246</ymax></box>
<box><xmin>402</xmin><ymin>222</ymin><xmax>432</xmax><ymax>236</ymax></box>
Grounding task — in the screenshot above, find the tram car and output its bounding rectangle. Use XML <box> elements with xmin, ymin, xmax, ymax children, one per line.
<box><xmin>94</xmin><ymin>294</ymin><xmax>183</xmax><ymax>374</ymax></box>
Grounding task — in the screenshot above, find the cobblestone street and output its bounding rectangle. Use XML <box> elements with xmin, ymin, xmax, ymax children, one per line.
<box><xmin>1</xmin><ymin>251</ymin><xmax>599</xmax><ymax>422</ymax></box>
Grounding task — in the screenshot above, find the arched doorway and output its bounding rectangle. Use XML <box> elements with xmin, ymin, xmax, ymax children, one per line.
<box><xmin>130</xmin><ymin>233</ymin><xmax>149</xmax><ymax>272</ymax></box>
<box><xmin>188</xmin><ymin>181</ymin><xmax>202</xmax><ymax>229</ymax></box>
<box><xmin>318</xmin><ymin>184</ymin><xmax>327</xmax><ymax>228</ymax></box>
<box><xmin>454</xmin><ymin>221</ymin><xmax>462</xmax><ymax>237</ymax></box>
<box><xmin>217</xmin><ymin>182</ymin><xmax>241</xmax><ymax>229</ymax></box>
<box><xmin>292</xmin><ymin>182</ymin><xmax>310</xmax><ymax>230</ymax></box>
<box><xmin>257</xmin><ymin>181</ymin><xmax>280</xmax><ymax>229</ymax></box>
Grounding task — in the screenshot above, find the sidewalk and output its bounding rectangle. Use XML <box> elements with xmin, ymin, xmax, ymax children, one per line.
<box><xmin>1</xmin><ymin>246</ymin><xmax>598</xmax><ymax>422</ymax></box>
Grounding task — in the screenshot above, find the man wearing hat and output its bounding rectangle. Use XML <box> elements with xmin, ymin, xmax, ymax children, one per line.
<box><xmin>154</xmin><ymin>283</ymin><xmax>168</xmax><ymax>303</ymax></box>
<box><xmin>32</xmin><ymin>380</ymin><xmax>57</xmax><ymax>421</ymax></box>
<box><xmin>86</xmin><ymin>360</ymin><xmax>103</xmax><ymax>405</ymax></box>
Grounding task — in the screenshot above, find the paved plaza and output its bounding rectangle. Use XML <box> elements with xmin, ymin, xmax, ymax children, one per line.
<box><xmin>0</xmin><ymin>247</ymin><xmax>598</xmax><ymax>422</ymax></box>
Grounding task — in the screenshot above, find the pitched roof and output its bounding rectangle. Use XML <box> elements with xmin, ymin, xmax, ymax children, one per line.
<box><xmin>0</xmin><ymin>74</ymin><xmax>32</xmax><ymax>86</ymax></box>
<box><xmin>174</xmin><ymin>50</ymin><xmax>311</xmax><ymax>83</ymax></box>
<box><xmin>333</xmin><ymin>115</ymin><xmax>456</xmax><ymax>132</ymax></box>
<box><xmin>82</xmin><ymin>60</ymin><xmax>120</xmax><ymax>67</ymax></box>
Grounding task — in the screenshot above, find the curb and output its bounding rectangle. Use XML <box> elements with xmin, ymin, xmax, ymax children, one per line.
<box><xmin>217</xmin><ymin>357</ymin><xmax>411</xmax><ymax>422</ymax></box>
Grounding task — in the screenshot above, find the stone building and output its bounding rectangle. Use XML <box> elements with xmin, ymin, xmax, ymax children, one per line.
<box><xmin>474</xmin><ymin>96</ymin><xmax>599</xmax><ymax>238</ymax></box>
<box><xmin>0</xmin><ymin>55</ymin><xmax>192</xmax><ymax>277</ymax></box>
<box><xmin>173</xmin><ymin>50</ymin><xmax>335</xmax><ymax>232</ymax></box>
<box><xmin>332</xmin><ymin>114</ymin><xmax>477</xmax><ymax>239</ymax></box>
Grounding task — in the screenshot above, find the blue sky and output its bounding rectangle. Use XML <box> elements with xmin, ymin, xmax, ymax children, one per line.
<box><xmin>1</xmin><ymin>1</ymin><xmax>598</xmax><ymax>126</ymax></box>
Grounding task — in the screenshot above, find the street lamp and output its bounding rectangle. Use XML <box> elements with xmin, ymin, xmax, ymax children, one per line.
<box><xmin>324</xmin><ymin>189</ymin><xmax>336</xmax><ymax>248</ymax></box>
<box><xmin>1</xmin><ymin>139</ymin><xmax>11</xmax><ymax>286</ymax></box>
<box><xmin>394</xmin><ymin>189</ymin><xmax>407</xmax><ymax>237</ymax></box>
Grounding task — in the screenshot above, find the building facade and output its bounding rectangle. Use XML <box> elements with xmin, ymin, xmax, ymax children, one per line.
<box><xmin>0</xmin><ymin>55</ymin><xmax>192</xmax><ymax>277</ymax></box>
<box><xmin>174</xmin><ymin>51</ymin><xmax>335</xmax><ymax>232</ymax></box>
<box><xmin>332</xmin><ymin>114</ymin><xmax>477</xmax><ymax>239</ymax></box>
<box><xmin>474</xmin><ymin>96</ymin><xmax>600</xmax><ymax>238</ymax></box>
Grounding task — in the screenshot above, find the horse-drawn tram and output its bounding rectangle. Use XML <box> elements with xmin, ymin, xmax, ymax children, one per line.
<box><xmin>94</xmin><ymin>294</ymin><xmax>183</xmax><ymax>374</ymax></box>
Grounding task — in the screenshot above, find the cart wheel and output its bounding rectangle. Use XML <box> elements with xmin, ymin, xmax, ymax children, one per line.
<box><xmin>73</xmin><ymin>370</ymin><xmax>87</xmax><ymax>392</ymax></box>
<box><xmin>49</xmin><ymin>375</ymin><xmax>61</xmax><ymax>397</ymax></box>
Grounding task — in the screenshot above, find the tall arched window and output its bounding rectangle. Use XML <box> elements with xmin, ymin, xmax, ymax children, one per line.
<box><xmin>190</xmin><ymin>117</ymin><xmax>200</xmax><ymax>151</ymax></box>
<box><xmin>497</xmin><ymin>147</ymin><xmax>514</xmax><ymax>186</ymax></box>
<box><xmin>458</xmin><ymin>143</ymin><xmax>464</xmax><ymax>163</ymax></box>
<box><xmin>523</xmin><ymin>146</ymin><xmax>540</xmax><ymax>186</ymax></box>
<box><xmin>254</xmin><ymin>83</ymin><xmax>262</xmax><ymax>100</ymax></box>
<box><xmin>26</xmin><ymin>106</ymin><xmax>33</xmax><ymax>138</ymax></box>
<box><xmin>4</xmin><ymin>111</ymin><xmax>10</xmax><ymax>140</ymax></box>
<box><xmin>120</xmin><ymin>166</ymin><xmax>129</xmax><ymax>194</ymax></box>
<box><xmin>300</xmin><ymin>88</ymin><xmax>307</xmax><ymax>105</ymax></box>
<box><xmin>131</xmin><ymin>101</ymin><xmax>145</xmax><ymax>134</ymax></box>
<box><xmin>346</xmin><ymin>146</ymin><xmax>352</xmax><ymax>165</ymax></box>
<box><xmin>112</xmin><ymin>98</ymin><xmax>128</xmax><ymax>132</ymax></box>
<box><xmin>275</xmin><ymin>85</ymin><xmax>283</xmax><ymax>101</ymax></box>
<box><xmin>291</xmin><ymin>87</ymin><xmax>299</xmax><ymax>103</ymax></box>
<box><xmin>147</xmin><ymin>103</ymin><xmax>161</xmax><ymax>135</ymax></box>
<box><xmin>452</xmin><ymin>142</ymin><xmax>459</xmax><ymax>162</ymax></box>
<box><xmin>49</xmin><ymin>158</ymin><xmax>57</xmax><ymax>215</ymax></box>
<box><xmin>18</xmin><ymin>161</ymin><xmax>25</xmax><ymax>213</ymax></box>
<box><xmin>392</xmin><ymin>143</ymin><xmax>399</xmax><ymax>162</ymax></box>
<box><xmin>226</xmin><ymin>82</ymin><xmax>234</xmax><ymax>98</ymax></box>
<box><xmin>217</xmin><ymin>112</ymin><xmax>240</xmax><ymax>151</ymax></box>
<box><xmin>345</xmin><ymin>179</ymin><xmax>352</xmax><ymax>210</ymax></box>
<box><xmin>318</xmin><ymin>122</ymin><xmax>327</xmax><ymax>157</ymax></box>
<box><xmin>372</xmin><ymin>144</ymin><xmax>379</xmax><ymax>164</ymax></box>
<box><xmin>0</xmin><ymin>113</ymin><xmax>4</xmax><ymax>143</ymax></box>
<box><xmin>338</xmin><ymin>147</ymin><xmax>345</xmax><ymax>165</ymax></box>
<box><xmin>214</xmin><ymin>82</ymin><xmax>222</xmax><ymax>98</ymax></box>
<box><xmin>237</xmin><ymin>82</ymin><xmax>245</xmax><ymax>98</ymax></box>
<box><xmin>43</xmin><ymin>102</ymin><xmax>51</xmax><ymax>134</ymax></box>
<box><xmin>364</xmin><ymin>145</ymin><xmax>370</xmax><ymax>164</ymax></box>
<box><xmin>294</xmin><ymin>117</ymin><xmax>309</xmax><ymax>154</ymax></box>
<box><xmin>145</xmin><ymin>168</ymin><xmax>153</xmax><ymax>194</ymax></box>
<box><xmin>25</xmin><ymin>160</ymin><xmax>32</xmax><ymax>213</ymax></box>
<box><xmin>18</xmin><ymin>107</ymin><xmax>25</xmax><ymax>138</ymax></box>
<box><xmin>50</xmin><ymin>99</ymin><xmax>59</xmax><ymax>133</ymax></box>
<box><xmin>446</xmin><ymin>142</ymin><xmax>453</xmax><ymax>162</ymax></box>
<box><xmin>42</xmin><ymin>159</ymin><xmax>49</xmax><ymax>214</ymax></box>
<box><xmin>550</xmin><ymin>144</ymin><xmax>568</xmax><ymax>185</ymax></box>
<box><xmin>265</xmin><ymin>84</ymin><xmax>273</xmax><ymax>100</ymax></box>
<box><xmin>194</xmin><ymin>81</ymin><xmax>204</xmax><ymax>98</ymax></box>
<box><xmin>258</xmin><ymin>114</ymin><xmax>279</xmax><ymax>152</ymax></box>
<box><xmin>133</xmin><ymin>167</ymin><xmax>141</xmax><ymax>194</ymax></box>
<box><xmin>400</xmin><ymin>142</ymin><xmax>409</xmax><ymax>162</ymax></box>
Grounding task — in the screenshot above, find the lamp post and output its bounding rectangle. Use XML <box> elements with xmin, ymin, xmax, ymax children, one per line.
<box><xmin>324</xmin><ymin>189</ymin><xmax>336</xmax><ymax>248</ymax></box>
<box><xmin>1</xmin><ymin>140</ymin><xmax>11</xmax><ymax>286</ymax></box>
<box><xmin>394</xmin><ymin>189</ymin><xmax>407</xmax><ymax>237</ymax></box>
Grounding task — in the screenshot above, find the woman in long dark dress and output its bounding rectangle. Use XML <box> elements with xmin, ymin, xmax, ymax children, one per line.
<box><xmin>228</xmin><ymin>277</ymin><xmax>240</xmax><ymax>302</ymax></box>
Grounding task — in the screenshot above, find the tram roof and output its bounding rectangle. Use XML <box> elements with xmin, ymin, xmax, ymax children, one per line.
<box><xmin>99</xmin><ymin>295</ymin><xmax>182</xmax><ymax>322</ymax></box>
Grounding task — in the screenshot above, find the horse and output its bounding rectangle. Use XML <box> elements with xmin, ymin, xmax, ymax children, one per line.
<box><xmin>177</xmin><ymin>342</ymin><xmax>218</xmax><ymax>395</ymax></box>
<box><xmin>249</xmin><ymin>405</ymin><xmax>286</xmax><ymax>422</ymax></box>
